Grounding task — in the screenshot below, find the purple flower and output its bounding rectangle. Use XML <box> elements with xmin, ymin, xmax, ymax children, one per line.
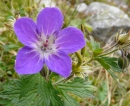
<box><xmin>14</xmin><ymin>7</ymin><xmax>85</xmax><ymax>77</ymax></box>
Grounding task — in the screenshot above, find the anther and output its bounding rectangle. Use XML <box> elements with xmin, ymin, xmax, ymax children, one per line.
<box><xmin>56</xmin><ymin>46</ymin><xmax>60</xmax><ymax>49</ymax></box>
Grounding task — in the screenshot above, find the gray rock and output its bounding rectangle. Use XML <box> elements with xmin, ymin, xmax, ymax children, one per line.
<box><xmin>85</xmin><ymin>2</ymin><xmax>130</xmax><ymax>43</ymax></box>
<box><xmin>77</xmin><ymin>3</ymin><xmax>88</xmax><ymax>12</ymax></box>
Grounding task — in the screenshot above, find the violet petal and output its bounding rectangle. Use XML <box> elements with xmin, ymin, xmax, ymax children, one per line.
<box><xmin>14</xmin><ymin>18</ymin><xmax>38</xmax><ymax>47</ymax></box>
<box><xmin>37</xmin><ymin>7</ymin><xmax>63</xmax><ymax>36</ymax></box>
<box><xmin>45</xmin><ymin>51</ymin><xmax>71</xmax><ymax>77</ymax></box>
<box><xmin>56</xmin><ymin>27</ymin><xmax>85</xmax><ymax>54</ymax></box>
<box><xmin>15</xmin><ymin>46</ymin><xmax>44</xmax><ymax>74</ymax></box>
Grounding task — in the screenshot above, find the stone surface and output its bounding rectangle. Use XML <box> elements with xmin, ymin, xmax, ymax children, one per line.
<box><xmin>85</xmin><ymin>2</ymin><xmax>130</xmax><ymax>43</ymax></box>
<box><xmin>77</xmin><ymin>3</ymin><xmax>88</xmax><ymax>12</ymax></box>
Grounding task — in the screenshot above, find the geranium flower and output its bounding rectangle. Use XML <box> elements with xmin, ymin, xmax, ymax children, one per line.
<box><xmin>14</xmin><ymin>7</ymin><xmax>85</xmax><ymax>77</ymax></box>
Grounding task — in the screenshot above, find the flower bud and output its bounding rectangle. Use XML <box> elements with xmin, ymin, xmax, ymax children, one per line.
<box><xmin>116</xmin><ymin>32</ymin><xmax>130</xmax><ymax>45</ymax></box>
<box><xmin>118</xmin><ymin>56</ymin><xmax>129</xmax><ymax>69</ymax></box>
<box><xmin>40</xmin><ymin>65</ymin><xmax>51</xmax><ymax>78</ymax></box>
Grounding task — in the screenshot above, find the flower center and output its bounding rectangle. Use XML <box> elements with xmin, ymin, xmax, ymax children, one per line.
<box><xmin>33</xmin><ymin>35</ymin><xmax>59</xmax><ymax>59</ymax></box>
<box><xmin>41</xmin><ymin>39</ymin><xmax>53</xmax><ymax>51</ymax></box>
<box><xmin>43</xmin><ymin>40</ymin><xmax>48</xmax><ymax>47</ymax></box>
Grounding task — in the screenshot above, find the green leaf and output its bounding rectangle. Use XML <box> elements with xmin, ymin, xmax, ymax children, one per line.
<box><xmin>93</xmin><ymin>48</ymin><xmax>103</xmax><ymax>54</ymax></box>
<box><xmin>57</xmin><ymin>77</ymin><xmax>97</xmax><ymax>98</ymax></box>
<box><xmin>96</xmin><ymin>57</ymin><xmax>123</xmax><ymax>72</ymax></box>
<box><xmin>97</xmin><ymin>81</ymin><xmax>108</xmax><ymax>102</ymax></box>
<box><xmin>19</xmin><ymin>75</ymin><xmax>39</xmax><ymax>98</ymax></box>
<box><xmin>38</xmin><ymin>76</ymin><xmax>63</xmax><ymax>106</ymax></box>
<box><xmin>87</xmin><ymin>41</ymin><xmax>92</xmax><ymax>50</ymax></box>
<box><xmin>0</xmin><ymin>74</ymin><xmax>63</xmax><ymax>106</ymax></box>
<box><xmin>62</xmin><ymin>91</ymin><xmax>79</xmax><ymax>106</ymax></box>
<box><xmin>96</xmin><ymin>57</ymin><xmax>110</xmax><ymax>70</ymax></box>
<box><xmin>96</xmin><ymin>57</ymin><xmax>125</xmax><ymax>91</ymax></box>
<box><xmin>87</xmin><ymin>36</ymin><xmax>103</xmax><ymax>56</ymax></box>
<box><xmin>0</xmin><ymin>99</ymin><xmax>11</xmax><ymax>105</ymax></box>
<box><xmin>90</xmin><ymin>36</ymin><xmax>100</xmax><ymax>51</ymax></box>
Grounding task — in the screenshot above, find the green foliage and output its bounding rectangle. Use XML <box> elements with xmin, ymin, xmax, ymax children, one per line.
<box><xmin>57</xmin><ymin>77</ymin><xmax>97</xmax><ymax>98</ymax></box>
<box><xmin>0</xmin><ymin>74</ymin><xmax>96</xmax><ymax>106</ymax></box>
<box><xmin>0</xmin><ymin>74</ymin><xmax>62</xmax><ymax>106</ymax></box>
<box><xmin>96</xmin><ymin>56</ymin><xmax>125</xmax><ymax>92</ymax></box>
<box><xmin>37</xmin><ymin>76</ymin><xmax>62</xmax><ymax>106</ymax></box>
<box><xmin>87</xmin><ymin>36</ymin><xmax>103</xmax><ymax>56</ymax></box>
<box><xmin>96</xmin><ymin>56</ymin><xmax>123</xmax><ymax>72</ymax></box>
<box><xmin>97</xmin><ymin>81</ymin><xmax>108</xmax><ymax>104</ymax></box>
<box><xmin>62</xmin><ymin>91</ymin><xmax>79</xmax><ymax>106</ymax></box>
<box><xmin>0</xmin><ymin>32</ymin><xmax>19</xmax><ymax>78</ymax></box>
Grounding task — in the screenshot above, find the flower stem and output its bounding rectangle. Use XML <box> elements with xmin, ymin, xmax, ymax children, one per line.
<box><xmin>98</xmin><ymin>42</ymin><xmax>130</xmax><ymax>57</ymax></box>
<box><xmin>53</xmin><ymin>78</ymin><xmax>65</xmax><ymax>85</ymax></box>
<box><xmin>28</xmin><ymin>0</ymin><xmax>30</xmax><ymax>6</ymax></box>
<box><xmin>75</xmin><ymin>52</ymin><xmax>82</xmax><ymax>67</ymax></box>
<box><xmin>81</xmin><ymin>46</ymin><xmax>86</xmax><ymax>57</ymax></box>
<box><xmin>103</xmin><ymin>42</ymin><xmax>118</xmax><ymax>52</ymax></box>
<box><xmin>81</xmin><ymin>24</ymin><xmax>86</xmax><ymax>57</ymax></box>
<box><xmin>53</xmin><ymin>74</ymin><xmax>74</xmax><ymax>85</ymax></box>
<box><xmin>82</xmin><ymin>56</ymin><xmax>94</xmax><ymax>65</ymax></box>
<box><xmin>99</xmin><ymin>49</ymin><xmax>118</xmax><ymax>57</ymax></box>
<box><xmin>63</xmin><ymin>74</ymin><xmax>74</xmax><ymax>83</ymax></box>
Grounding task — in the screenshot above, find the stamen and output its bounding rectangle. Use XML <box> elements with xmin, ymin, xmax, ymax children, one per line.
<box><xmin>56</xmin><ymin>46</ymin><xmax>60</xmax><ymax>49</ymax></box>
<box><xmin>48</xmin><ymin>48</ymin><xmax>52</xmax><ymax>50</ymax></box>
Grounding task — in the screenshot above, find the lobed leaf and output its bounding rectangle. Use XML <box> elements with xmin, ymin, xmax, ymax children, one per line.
<box><xmin>57</xmin><ymin>77</ymin><xmax>97</xmax><ymax>98</ymax></box>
